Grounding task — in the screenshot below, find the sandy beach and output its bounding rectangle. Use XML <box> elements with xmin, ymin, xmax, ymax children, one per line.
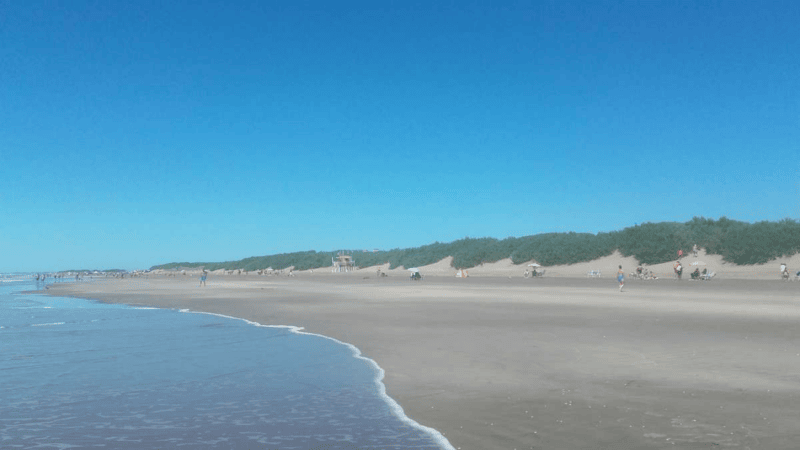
<box><xmin>42</xmin><ymin>259</ymin><xmax>800</xmax><ymax>449</ymax></box>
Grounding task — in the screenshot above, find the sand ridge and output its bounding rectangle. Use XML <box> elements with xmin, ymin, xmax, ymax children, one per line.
<box><xmin>330</xmin><ymin>250</ymin><xmax>800</xmax><ymax>280</ymax></box>
<box><xmin>153</xmin><ymin>249</ymin><xmax>800</xmax><ymax>281</ymax></box>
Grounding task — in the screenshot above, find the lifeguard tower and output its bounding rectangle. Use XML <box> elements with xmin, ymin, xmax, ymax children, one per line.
<box><xmin>332</xmin><ymin>252</ymin><xmax>356</xmax><ymax>273</ymax></box>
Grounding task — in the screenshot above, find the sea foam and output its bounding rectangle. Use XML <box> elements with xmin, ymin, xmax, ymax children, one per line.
<box><xmin>180</xmin><ymin>309</ymin><xmax>457</xmax><ymax>450</ymax></box>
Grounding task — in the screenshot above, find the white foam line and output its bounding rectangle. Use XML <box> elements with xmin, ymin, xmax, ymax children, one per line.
<box><xmin>177</xmin><ymin>308</ymin><xmax>457</xmax><ymax>450</ymax></box>
<box><xmin>32</xmin><ymin>322</ymin><xmax>65</xmax><ymax>327</ymax></box>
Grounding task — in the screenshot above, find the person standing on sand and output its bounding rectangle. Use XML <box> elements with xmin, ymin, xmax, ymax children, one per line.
<box><xmin>678</xmin><ymin>249</ymin><xmax>683</xmax><ymax>259</ymax></box>
<box><xmin>693</xmin><ymin>244</ymin><xmax>698</xmax><ymax>257</ymax></box>
<box><xmin>673</xmin><ymin>260</ymin><xmax>683</xmax><ymax>279</ymax></box>
<box><xmin>200</xmin><ymin>270</ymin><xmax>207</xmax><ymax>287</ymax></box>
<box><xmin>617</xmin><ymin>265</ymin><xmax>624</xmax><ymax>292</ymax></box>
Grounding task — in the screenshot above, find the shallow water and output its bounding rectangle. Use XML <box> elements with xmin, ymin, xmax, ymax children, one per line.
<box><xmin>0</xmin><ymin>278</ymin><xmax>447</xmax><ymax>449</ymax></box>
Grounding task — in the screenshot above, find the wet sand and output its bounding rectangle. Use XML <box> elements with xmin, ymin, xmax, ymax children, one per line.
<box><xmin>42</xmin><ymin>274</ymin><xmax>800</xmax><ymax>449</ymax></box>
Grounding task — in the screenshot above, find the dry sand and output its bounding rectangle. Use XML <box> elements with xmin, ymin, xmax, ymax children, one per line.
<box><xmin>42</xmin><ymin>257</ymin><xmax>800</xmax><ymax>449</ymax></box>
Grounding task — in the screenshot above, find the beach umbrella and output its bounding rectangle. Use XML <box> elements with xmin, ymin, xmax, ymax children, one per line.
<box><xmin>528</xmin><ymin>263</ymin><xmax>541</xmax><ymax>267</ymax></box>
<box><xmin>690</xmin><ymin>261</ymin><xmax>706</xmax><ymax>266</ymax></box>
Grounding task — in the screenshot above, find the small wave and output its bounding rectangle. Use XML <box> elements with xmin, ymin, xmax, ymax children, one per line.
<box><xmin>32</xmin><ymin>322</ymin><xmax>65</xmax><ymax>327</ymax></box>
<box><xmin>178</xmin><ymin>309</ymin><xmax>455</xmax><ymax>450</ymax></box>
<box><xmin>134</xmin><ymin>307</ymin><xmax>159</xmax><ymax>310</ymax></box>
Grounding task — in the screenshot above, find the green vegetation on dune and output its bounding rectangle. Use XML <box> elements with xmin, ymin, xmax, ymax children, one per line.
<box><xmin>60</xmin><ymin>268</ymin><xmax>126</xmax><ymax>273</ymax></box>
<box><xmin>150</xmin><ymin>217</ymin><xmax>800</xmax><ymax>271</ymax></box>
<box><xmin>509</xmin><ymin>232</ymin><xmax>617</xmax><ymax>266</ymax></box>
<box><xmin>615</xmin><ymin>217</ymin><xmax>800</xmax><ymax>265</ymax></box>
<box><xmin>152</xmin><ymin>251</ymin><xmax>331</xmax><ymax>272</ymax></box>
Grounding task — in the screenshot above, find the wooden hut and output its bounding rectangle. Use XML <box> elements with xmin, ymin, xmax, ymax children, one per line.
<box><xmin>332</xmin><ymin>253</ymin><xmax>356</xmax><ymax>272</ymax></box>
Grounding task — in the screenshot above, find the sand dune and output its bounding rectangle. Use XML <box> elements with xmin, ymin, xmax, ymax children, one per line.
<box><xmin>153</xmin><ymin>249</ymin><xmax>800</xmax><ymax>282</ymax></box>
<box><xmin>348</xmin><ymin>250</ymin><xmax>800</xmax><ymax>281</ymax></box>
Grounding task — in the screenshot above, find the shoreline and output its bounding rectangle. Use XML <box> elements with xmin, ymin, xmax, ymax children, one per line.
<box><xmin>180</xmin><ymin>308</ymin><xmax>456</xmax><ymax>450</ymax></box>
<box><xmin>41</xmin><ymin>274</ymin><xmax>800</xmax><ymax>449</ymax></box>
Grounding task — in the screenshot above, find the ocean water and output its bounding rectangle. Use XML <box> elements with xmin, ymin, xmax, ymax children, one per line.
<box><xmin>0</xmin><ymin>277</ymin><xmax>452</xmax><ymax>449</ymax></box>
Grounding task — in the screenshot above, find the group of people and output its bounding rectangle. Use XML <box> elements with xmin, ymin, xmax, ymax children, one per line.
<box><xmin>523</xmin><ymin>269</ymin><xmax>542</xmax><ymax>278</ymax></box>
<box><xmin>677</xmin><ymin>244</ymin><xmax>700</xmax><ymax>260</ymax></box>
<box><xmin>34</xmin><ymin>273</ymin><xmax>82</xmax><ymax>281</ymax></box>
<box><xmin>675</xmin><ymin>244</ymin><xmax>703</xmax><ymax>280</ymax></box>
<box><xmin>674</xmin><ymin>261</ymin><xmax>709</xmax><ymax>280</ymax></box>
<box><xmin>633</xmin><ymin>266</ymin><xmax>657</xmax><ymax>280</ymax></box>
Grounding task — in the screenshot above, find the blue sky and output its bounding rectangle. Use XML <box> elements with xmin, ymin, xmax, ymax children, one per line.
<box><xmin>1</xmin><ymin>0</ymin><xmax>798</xmax><ymax>272</ymax></box>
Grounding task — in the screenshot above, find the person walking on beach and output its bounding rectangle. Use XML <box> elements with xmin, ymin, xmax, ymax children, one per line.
<box><xmin>617</xmin><ymin>265</ymin><xmax>624</xmax><ymax>292</ymax></box>
<box><xmin>692</xmin><ymin>244</ymin><xmax>698</xmax><ymax>257</ymax></box>
<box><xmin>200</xmin><ymin>270</ymin><xmax>207</xmax><ymax>287</ymax></box>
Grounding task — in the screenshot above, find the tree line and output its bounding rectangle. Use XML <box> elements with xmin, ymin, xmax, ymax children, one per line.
<box><xmin>151</xmin><ymin>217</ymin><xmax>800</xmax><ymax>271</ymax></box>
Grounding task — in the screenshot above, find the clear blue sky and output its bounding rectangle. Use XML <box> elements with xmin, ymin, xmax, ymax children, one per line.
<box><xmin>1</xmin><ymin>0</ymin><xmax>798</xmax><ymax>272</ymax></box>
